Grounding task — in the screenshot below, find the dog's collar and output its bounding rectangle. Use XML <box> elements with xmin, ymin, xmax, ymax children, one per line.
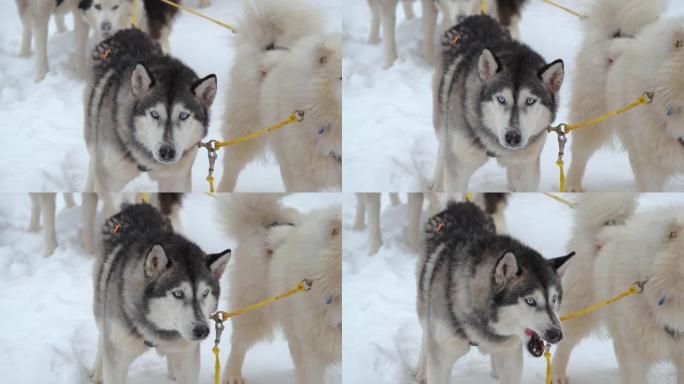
<box><xmin>144</xmin><ymin>339</ymin><xmax>156</xmax><ymax>348</ymax></box>
<box><xmin>137</xmin><ymin>164</ymin><xmax>149</xmax><ymax>172</ymax></box>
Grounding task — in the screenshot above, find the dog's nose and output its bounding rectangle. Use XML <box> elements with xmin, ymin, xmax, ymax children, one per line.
<box><xmin>192</xmin><ymin>324</ymin><xmax>210</xmax><ymax>339</ymax></box>
<box><xmin>159</xmin><ymin>145</ymin><xmax>176</xmax><ymax>161</ymax></box>
<box><xmin>101</xmin><ymin>21</ymin><xmax>112</xmax><ymax>32</ymax></box>
<box><xmin>505</xmin><ymin>130</ymin><xmax>522</xmax><ymax>146</ymax></box>
<box><xmin>544</xmin><ymin>328</ymin><xmax>563</xmax><ymax>344</ymax></box>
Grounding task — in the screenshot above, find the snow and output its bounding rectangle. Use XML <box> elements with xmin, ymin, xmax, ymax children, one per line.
<box><xmin>342</xmin><ymin>193</ymin><xmax>683</xmax><ymax>383</ymax></box>
<box><xmin>0</xmin><ymin>193</ymin><xmax>342</xmax><ymax>383</ymax></box>
<box><xmin>0</xmin><ymin>0</ymin><xmax>340</xmax><ymax>192</ymax></box>
<box><xmin>342</xmin><ymin>0</ymin><xmax>684</xmax><ymax>192</ymax></box>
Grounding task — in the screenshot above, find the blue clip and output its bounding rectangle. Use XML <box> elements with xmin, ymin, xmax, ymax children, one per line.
<box><xmin>667</xmin><ymin>106</ymin><xmax>675</xmax><ymax>117</ymax></box>
<box><xmin>658</xmin><ymin>296</ymin><xmax>667</xmax><ymax>306</ymax></box>
<box><xmin>318</xmin><ymin>127</ymin><xmax>326</xmax><ymax>135</ymax></box>
<box><xmin>326</xmin><ymin>296</ymin><xmax>333</xmax><ymax>305</ymax></box>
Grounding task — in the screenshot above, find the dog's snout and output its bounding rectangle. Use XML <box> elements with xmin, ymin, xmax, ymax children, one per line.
<box><xmin>192</xmin><ymin>323</ymin><xmax>210</xmax><ymax>339</ymax></box>
<box><xmin>101</xmin><ymin>21</ymin><xmax>112</xmax><ymax>32</ymax></box>
<box><xmin>159</xmin><ymin>145</ymin><xmax>176</xmax><ymax>161</ymax></box>
<box><xmin>505</xmin><ymin>130</ymin><xmax>522</xmax><ymax>146</ymax></box>
<box><xmin>544</xmin><ymin>328</ymin><xmax>563</xmax><ymax>344</ymax></box>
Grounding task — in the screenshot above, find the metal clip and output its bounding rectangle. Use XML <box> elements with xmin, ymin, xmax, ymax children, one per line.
<box><xmin>635</xmin><ymin>279</ymin><xmax>649</xmax><ymax>293</ymax></box>
<box><xmin>643</xmin><ymin>91</ymin><xmax>655</xmax><ymax>104</ymax></box>
<box><xmin>293</xmin><ymin>110</ymin><xmax>305</xmax><ymax>122</ymax></box>
<box><xmin>211</xmin><ymin>312</ymin><xmax>225</xmax><ymax>348</ymax></box>
<box><xmin>548</xmin><ymin>124</ymin><xmax>568</xmax><ymax>163</ymax></box>
<box><xmin>302</xmin><ymin>279</ymin><xmax>313</xmax><ymax>291</ymax></box>
<box><xmin>198</xmin><ymin>140</ymin><xmax>219</xmax><ymax>182</ymax></box>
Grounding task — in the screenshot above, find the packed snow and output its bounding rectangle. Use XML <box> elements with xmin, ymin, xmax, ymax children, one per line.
<box><xmin>342</xmin><ymin>0</ymin><xmax>684</xmax><ymax>192</ymax></box>
<box><xmin>0</xmin><ymin>0</ymin><xmax>340</xmax><ymax>192</ymax></box>
<box><xmin>342</xmin><ymin>193</ymin><xmax>683</xmax><ymax>383</ymax></box>
<box><xmin>0</xmin><ymin>193</ymin><xmax>341</xmax><ymax>383</ymax></box>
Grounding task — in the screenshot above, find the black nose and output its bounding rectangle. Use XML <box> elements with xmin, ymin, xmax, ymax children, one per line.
<box><xmin>101</xmin><ymin>21</ymin><xmax>112</xmax><ymax>32</ymax></box>
<box><xmin>192</xmin><ymin>324</ymin><xmax>210</xmax><ymax>339</ymax></box>
<box><xmin>159</xmin><ymin>145</ymin><xmax>176</xmax><ymax>161</ymax></box>
<box><xmin>505</xmin><ymin>130</ymin><xmax>522</xmax><ymax>146</ymax></box>
<box><xmin>544</xmin><ymin>328</ymin><xmax>563</xmax><ymax>344</ymax></box>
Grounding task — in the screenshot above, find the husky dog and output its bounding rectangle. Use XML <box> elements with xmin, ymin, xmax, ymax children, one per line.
<box><xmin>414</xmin><ymin>201</ymin><xmax>574</xmax><ymax>384</ymax></box>
<box><xmin>217</xmin><ymin>0</ymin><xmax>341</xmax><ymax>192</ymax></box>
<box><xmin>552</xmin><ymin>194</ymin><xmax>684</xmax><ymax>384</ymax></box>
<box><xmin>90</xmin><ymin>203</ymin><xmax>230</xmax><ymax>384</ymax></box>
<box><xmin>433</xmin><ymin>15</ymin><xmax>564</xmax><ymax>192</ymax></box>
<box><xmin>27</xmin><ymin>193</ymin><xmax>76</xmax><ymax>256</ymax></box>
<box><xmin>218</xmin><ymin>195</ymin><xmax>341</xmax><ymax>384</ymax></box>
<box><xmin>83</xmin><ymin>29</ymin><xmax>216</xmax><ymax>193</ymax></box>
<box><xmin>563</xmin><ymin>0</ymin><xmax>669</xmax><ymax>191</ymax></box>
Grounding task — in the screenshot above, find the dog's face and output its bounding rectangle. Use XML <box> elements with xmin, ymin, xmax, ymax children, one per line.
<box><xmin>436</xmin><ymin>0</ymin><xmax>481</xmax><ymax>27</ymax></box>
<box><xmin>130</xmin><ymin>64</ymin><xmax>217</xmax><ymax>164</ymax></box>
<box><xmin>144</xmin><ymin>245</ymin><xmax>230</xmax><ymax>342</ymax></box>
<box><xmin>478</xmin><ymin>49</ymin><xmax>564</xmax><ymax>150</ymax></box>
<box><xmin>490</xmin><ymin>250</ymin><xmax>574</xmax><ymax>357</ymax></box>
<box><xmin>310</xmin><ymin>35</ymin><xmax>342</xmax><ymax>162</ymax></box>
<box><xmin>78</xmin><ymin>0</ymin><xmax>132</xmax><ymax>41</ymax></box>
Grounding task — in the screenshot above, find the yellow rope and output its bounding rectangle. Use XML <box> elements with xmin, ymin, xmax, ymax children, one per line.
<box><xmin>544</xmin><ymin>348</ymin><xmax>552</xmax><ymax>384</ymax></box>
<box><xmin>465</xmin><ymin>192</ymin><xmax>473</xmax><ymax>202</ymax></box>
<box><xmin>158</xmin><ymin>0</ymin><xmax>237</xmax><ymax>33</ymax></box>
<box><xmin>215</xmin><ymin>111</ymin><xmax>304</xmax><ymax>150</ymax></box>
<box><xmin>540</xmin><ymin>0</ymin><xmax>588</xmax><ymax>20</ymax></box>
<box><xmin>557</xmin><ymin>160</ymin><xmax>565</xmax><ymax>193</ymax></box>
<box><xmin>542</xmin><ymin>192</ymin><xmax>574</xmax><ymax>208</ymax></box>
<box><xmin>132</xmin><ymin>0</ymin><xmax>139</xmax><ymax>28</ymax></box>
<box><xmin>481</xmin><ymin>0</ymin><xmax>488</xmax><ymax>15</ymax></box>
<box><xmin>141</xmin><ymin>192</ymin><xmax>149</xmax><ymax>204</ymax></box>
<box><xmin>210</xmin><ymin>280</ymin><xmax>312</xmax><ymax>384</ymax></box>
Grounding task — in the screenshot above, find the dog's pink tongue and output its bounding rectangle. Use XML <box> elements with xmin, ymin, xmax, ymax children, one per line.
<box><xmin>525</xmin><ymin>328</ymin><xmax>534</xmax><ymax>337</ymax></box>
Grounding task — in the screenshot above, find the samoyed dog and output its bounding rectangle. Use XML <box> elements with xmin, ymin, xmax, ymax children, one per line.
<box><xmin>218</xmin><ymin>194</ymin><xmax>341</xmax><ymax>384</ymax></box>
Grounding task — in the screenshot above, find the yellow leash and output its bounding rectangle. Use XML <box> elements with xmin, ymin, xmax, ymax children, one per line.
<box><xmin>131</xmin><ymin>0</ymin><xmax>139</xmax><ymax>28</ymax></box>
<box><xmin>548</xmin><ymin>92</ymin><xmax>654</xmax><ymax>192</ymax></box>
<box><xmin>210</xmin><ymin>280</ymin><xmax>313</xmax><ymax>384</ymax></box>
<box><xmin>465</xmin><ymin>192</ymin><xmax>473</xmax><ymax>202</ymax></box>
<box><xmin>542</xmin><ymin>193</ymin><xmax>575</xmax><ymax>209</ymax></box>
<box><xmin>481</xmin><ymin>0</ymin><xmax>488</xmax><ymax>15</ymax></box>
<box><xmin>197</xmin><ymin>110</ymin><xmax>305</xmax><ymax>192</ymax></box>
<box><xmin>158</xmin><ymin>0</ymin><xmax>237</xmax><ymax>33</ymax></box>
<box><xmin>540</xmin><ymin>0</ymin><xmax>588</xmax><ymax>20</ymax></box>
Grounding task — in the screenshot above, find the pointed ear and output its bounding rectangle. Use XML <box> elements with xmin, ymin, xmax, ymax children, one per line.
<box><xmin>315</xmin><ymin>42</ymin><xmax>334</xmax><ymax>67</ymax></box>
<box><xmin>192</xmin><ymin>74</ymin><xmax>217</xmax><ymax>109</ymax></box>
<box><xmin>145</xmin><ymin>245</ymin><xmax>169</xmax><ymax>278</ymax></box>
<box><xmin>548</xmin><ymin>251</ymin><xmax>575</xmax><ymax>278</ymax></box>
<box><xmin>478</xmin><ymin>48</ymin><xmax>500</xmax><ymax>82</ymax></box>
<box><xmin>666</xmin><ymin>220</ymin><xmax>683</xmax><ymax>241</ymax></box>
<box><xmin>131</xmin><ymin>63</ymin><xmax>153</xmax><ymax>96</ymax></box>
<box><xmin>494</xmin><ymin>251</ymin><xmax>519</xmax><ymax>286</ymax></box>
<box><xmin>206</xmin><ymin>248</ymin><xmax>230</xmax><ymax>279</ymax></box>
<box><xmin>539</xmin><ymin>59</ymin><xmax>564</xmax><ymax>94</ymax></box>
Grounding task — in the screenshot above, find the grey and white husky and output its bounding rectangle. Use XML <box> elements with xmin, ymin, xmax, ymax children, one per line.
<box><xmin>91</xmin><ymin>203</ymin><xmax>230</xmax><ymax>384</ymax></box>
<box><xmin>84</xmin><ymin>28</ymin><xmax>217</xmax><ymax>193</ymax></box>
<box><xmin>414</xmin><ymin>201</ymin><xmax>573</xmax><ymax>384</ymax></box>
<box><xmin>432</xmin><ymin>15</ymin><xmax>564</xmax><ymax>192</ymax></box>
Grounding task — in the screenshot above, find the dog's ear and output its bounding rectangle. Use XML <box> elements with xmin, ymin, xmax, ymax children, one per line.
<box><xmin>539</xmin><ymin>59</ymin><xmax>564</xmax><ymax>94</ymax></box>
<box><xmin>478</xmin><ymin>48</ymin><xmax>501</xmax><ymax>82</ymax></box>
<box><xmin>131</xmin><ymin>64</ymin><xmax>154</xmax><ymax>96</ymax></box>
<box><xmin>548</xmin><ymin>251</ymin><xmax>575</xmax><ymax>278</ymax></box>
<box><xmin>315</xmin><ymin>42</ymin><xmax>334</xmax><ymax>67</ymax></box>
<box><xmin>192</xmin><ymin>74</ymin><xmax>217</xmax><ymax>109</ymax></box>
<box><xmin>145</xmin><ymin>245</ymin><xmax>170</xmax><ymax>278</ymax></box>
<box><xmin>666</xmin><ymin>219</ymin><xmax>683</xmax><ymax>241</ymax></box>
<box><xmin>207</xmin><ymin>249</ymin><xmax>231</xmax><ymax>279</ymax></box>
<box><xmin>494</xmin><ymin>251</ymin><xmax>519</xmax><ymax>286</ymax></box>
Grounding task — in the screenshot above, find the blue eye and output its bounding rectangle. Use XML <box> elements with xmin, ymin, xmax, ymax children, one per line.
<box><xmin>173</xmin><ymin>290</ymin><xmax>184</xmax><ymax>299</ymax></box>
<box><xmin>496</xmin><ymin>96</ymin><xmax>506</xmax><ymax>105</ymax></box>
<box><xmin>526</xmin><ymin>98</ymin><xmax>537</xmax><ymax>106</ymax></box>
<box><xmin>179</xmin><ymin>112</ymin><xmax>190</xmax><ymax>121</ymax></box>
<box><xmin>150</xmin><ymin>111</ymin><xmax>160</xmax><ymax>119</ymax></box>
<box><xmin>525</xmin><ymin>297</ymin><xmax>537</xmax><ymax>307</ymax></box>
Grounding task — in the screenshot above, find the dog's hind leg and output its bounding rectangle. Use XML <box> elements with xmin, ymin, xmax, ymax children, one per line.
<box><xmin>353</xmin><ymin>193</ymin><xmax>367</xmax><ymax>230</ymax></box>
<box><xmin>368</xmin><ymin>0</ymin><xmax>382</xmax><ymax>44</ymax></box>
<box><xmin>28</xmin><ymin>193</ymin><xmax>41</xmax><ymax>232</ymax></box>
<box><xmin>41</xmin><ymin>193</ymin><xmax>57</xmax><ymax>256</ymax></box>
<box><xmin>366</xmin><ymin>193</ymin><xmax>383</xmax><ymax>255</ymax></box>
<box><xmin>381</xmin><ymin>0</ymin><xmax>399</xmax><ymax>68</ymax></box>
<box><xmin>401</xmin><ymin>0</ymin><xmax>415</xmax><ymax>20</ymax></box>
<box><xmin>16</xmin><ymin>0</ymin><xmax>33</xmax><ymax>57</ymax></box>
<box><xmin>490</xmin><ymin>343</ymin><xmax>523</xmax><ymax>384</ymax></box>
<box><xmin>421</xmin><ymin>0</ymin><xmax>437</xmax><ymax>64</ymax></box>
<box><xmin>426</xmin><ymin>333</ymin><xmax>468</xmax><ymax>384</ymax></box>
<box><xmin>32</xmin><ymin>2</ymin><xmax>51</xmax><ymax>82</ymax></box>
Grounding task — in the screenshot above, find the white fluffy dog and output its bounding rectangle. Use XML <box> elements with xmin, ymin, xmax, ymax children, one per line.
<box><xmin>552</xmin><ymin>194</ymin><xmax>684</xmax><ymax>384</ymax></box>
<box><xmin>564</xmin><ymin>0</ymin><xmax>669</xmax><ymax>191</ymax></box>
<box><xmin>218</xmin><ymin>0</ymin><xmax>341</xmax><ymax>192</ymax></box>
<box><xmin>219</xmin><ymin>195</ymin><xmax>341</xmax><ymax>384</ymax></box>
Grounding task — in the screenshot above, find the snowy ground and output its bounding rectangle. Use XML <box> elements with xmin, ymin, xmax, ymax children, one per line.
<box><xmin>342</xmin><ymin>0</ymin><xmax>684</xmax><ymax>192</ymax></box>
<box><xmin>0</xmin><ymin>193</ymin><xmax>342</xmax><ymax>383</ymax></box>
<box><xmin>342</xmin><ymin>193</ymin><xmax>683</xmax><ymax>383</ymax></box>
<box><xmin>0</xmin><ymin>0</ymin><xmax>340</xmax><ymax>192</ymax></box>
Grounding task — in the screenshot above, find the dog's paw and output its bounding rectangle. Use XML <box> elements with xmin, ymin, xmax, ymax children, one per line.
<box><xmin>368</xmin><ymin>35</ymin><xmax>381</xmax><ymax>45</ymax></box>
<box><xmin>368</xmin><ymin>239</ymin><xmax>383</xmax><ymax>256</ymax></box>
<box><xmin>224</xmin><ymin>376</ymin><xmax>245</xmax><ymax>384</ymax></box>
<box><xmin>551</xmin><ymin>373</ymin><xmax>569</xmax><ymax>384</ymax></box>
<box><xmin>411</xmin><ymin>368</ymin><xmax>426</xmax><ymax>384</ymax></box>
<box><xmin>34</xmin><ymin>67</ymin><xmax>48</xmax><ymax>83</ymax></box>
<box><xmin>383</xmin><ymin>53</ymin><xmax>397</xmax><ymax>69</ymax></box>
<box><xmin>566</xmin><ymin>184</ymin><xmax>584</xmax><ymax>193</ymax></box>
<box><xmin>89</xmin><ymin>370</ymin><xmax>103</xmax><ymax>384</ymax></box>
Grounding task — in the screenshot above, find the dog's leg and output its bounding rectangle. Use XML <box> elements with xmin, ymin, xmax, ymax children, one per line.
<box><xmin>167</xmin><ymin>344</ymin><xmax>200</xmax><ymax>384</ymax></box>
<box><xmin>407</xmin><ymin>193</ymin><xmax>423</xmax><ymax>253</ymax></box>
<box><xmin>426</xmin><ymin>334</ymin><xmax>468</xmax><ymax>384</ymax></box>
<box><xmin>63</xmin><ymin>193</ymin><xmax>76</xmax><ymax>208</ymax></box>
<box><xmin>490</xmin><ymin>343</ymin><xmax>523</xmax><ymax>384</ymax></box>
<box><xmin>671</xmin><ymin>344</ymin><xmax>684</xmax><ymax>384</ymax></box>
<box><xmin>366</xmin><ymin>193</ymin><xmax>383</xmax><ymax>255</ymax></box>
<box><xmin>634</xmin><ymin>163</ymin><xmax>668</xmax><ymax>192</ymax></box>
<box><xmin>412</xmin><ymin>329</ymin><xmax>428</xmax><ymax>383</ymax></box>
<box><xmin>507</xmin><ymin>159</ymin><xmax>541</xmax><ymax>192</ymax></box>
<box><xmin>368</xmin><ymin>0</ymin><xmax>382</xmax><ymax>44</ymax></box>
<box><xmin>72</xmin><ymin>10</ymin><xmax>89</xmax><ymax>78</ymax></box>
<box><xmin>41</xmin><ymin>193</ymin><xmax>58</xmax><ymax>256</ymax></box>
<box><xmin>16</xmin><ymin>0</ymin><xmax>33</xmax><ymax>57</ymax></box>
<box><xmin>224</xmin><ymin>317</ymin><xmax>265</xmax><ymax>384</ymax></box>
<box><xmin>613</xmin><ymin>339</ymin><xmax>649</xmax><ymax>384</ymax></box>
<box><xmin>389</xmin><ymin>193</ymin><xmax>401</xmax><ymax>206</ymax></box>
<box><xmin>431</xmin><ymin>142</ymin><xmax>445</xmax><ymax>192</ymax></box>
<box><xmin>286</xmin><ymin>339</ymin><xmax>325</xmax><ymax>384</ymax></box>
<box><xmin>32</xmin><ymin>2</ymin><xmax>51</xmax><ymax>82</ymax></box>
<box><xmin>102</xmin><ymin>342</ymin><xmax>134</xmax><ymax>384</ymax></box>
<box><xmin>90</xmin><ymin>334</ymin><xmax>104</xmax><ymax>384</ymax></box>
<box><xmin>82</xmin><ymin>193</ymin><xmax>98</xmax><ymax>255</ymax></box>
<box><xmin>421</xmin><ymin>0</ymin><xmax>437</xmax><ymax>64</ymax></box>
<box><xmin>401</xmin><ymin>0</ymin><xmax>415</xmax><ymax>20</ymax></box>
<box><xmin>380</xmin><ymin>0</ymin><xmax>399</xmax><ymax>68</ymax></box>
<box><xmin>28</xmin><ymin>193</ymin><xmax>41</xmax><ymax>232</ymax></box>
<box><xmin>353</xmin><ymin>193</ymin><xmax>367</xmax><ymax>230</ymax></box>
<box><xmin>566</xmin><ymin>128</ymin><xmax>609</xmax><ymax>192</ymax></box>
<box><xmin>443</xmin><ymin>154</ymin><xmax>479</xmax><ymax>193</ymax></box>
<box><xmin>157</xmin><ymin>171</ymin><xmax>192</xmax><ymax>193</ymax></box>
<box><xmin>551</xmin><ymin>313</ymin><xmax>599</xmax><ymax>383</ymax></box>
<box><xmin>54</xmin><ymin>13</ymin><xmax>67</xmax><ymax>34</ymax></box>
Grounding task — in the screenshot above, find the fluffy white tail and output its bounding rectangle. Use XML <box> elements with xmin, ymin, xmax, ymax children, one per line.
<box><xmin>584</xmin><ymin>0</ymin><xmax>668</xmax><ymax>38</ymax></box>
<box><xmin>573</xmin><ymin>194</ymin><xmax>637</xmax><ymax>234</ymax></box>
<box><xmin>218</xmin><ymin>194</ymin><xmax>298</xmax><ymax>244</ymax></box>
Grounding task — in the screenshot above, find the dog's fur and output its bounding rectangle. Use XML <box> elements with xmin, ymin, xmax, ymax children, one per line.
<box><xmin>90</xmin><ymin>203</ymin><xmax>230</xmax><ymax>384</ymax></box>
<box><xmin>552</xmin><ymin>194</ymin><xmax>684</xmax><ymax>384</ymax></box>
<box><xmin>217</xmin><ymin>0</ymin><xmax>341</xmax><ymax>192</ymax></box>
<box><xmin>564</xmin><ymin>0</ymin><xmax>670</xmax><ymax>191</ymax></box>
<box><xmin>27</xmin><ymin>193</ymin><xmax>76</xmax><ymax>256</ymax></box>
<box><xmin>219</xmin><ymin>195</ymin><xmax>341</xmax><ymax>384</ymax></box>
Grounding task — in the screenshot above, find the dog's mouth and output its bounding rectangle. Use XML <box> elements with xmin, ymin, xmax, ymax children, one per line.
<box><xmin>525</xmin><ymin>329</ymin><xmax>545</xmax><ymax>357</ymax></box>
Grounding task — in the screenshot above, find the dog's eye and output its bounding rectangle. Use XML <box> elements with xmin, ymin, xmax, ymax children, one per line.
<box><xmin>179</xmin><ymin>112</ymin><xmax>190</xmax><ymax>121</ymax></box>
<box><xmin>496</xmin><ymin>96</ymin><xmax>506</xmax><ymax>105</ymax></box>
<box><xmin>150</xmin><ymin>111</ymin><xmax>160</xmax><ymax>119</ymax></box>
<box><xmin>202</xmin><ymin>289</ymin><xmax>210</xmax><ymax>297</ymax></box>
<box><xmin>173</xmin><ymin>290</ymin><xmax>184</xmax><ymax>299</ymax></box>
<box><xmin>552</xmin><ymin>295</ymin><xmax>558</xmax><ymax>303</ymax></box>
<box><xmin>524</xmin><ymin>297</ymin><xmax>537</xmax><ymax>307</ymax></box>
<box><xmin>112</xmin><ymin>5</ymin><xmax>119</xmax><ymax>10</ymax></box>
<box><xmin>94</xmin><ymin>4</ymin><xmax>102</xmax><ymax>10</ymax></box>
<box><xmin>526</xmin><ymin>98</ymin><xmax>537</xmax><ymax>106</ymax></box>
